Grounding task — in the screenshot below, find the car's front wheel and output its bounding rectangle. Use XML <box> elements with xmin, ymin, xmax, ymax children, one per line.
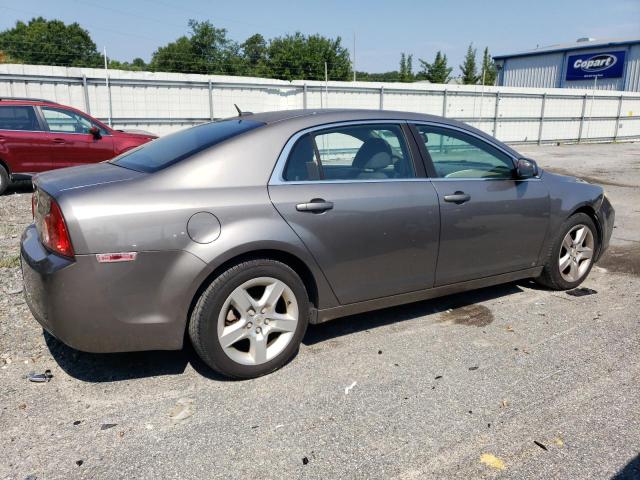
<box><xmin>0</xmin><ymin>165</ymin><xmax>9</xmax><ymax>195</ymax></box>
<box><xmin>536</xmin><ymin>212</ymin><xmax>598</xmax><ymax>290</ymax></box>
<box><xmin>189</xmin><ymin>259</ymin><xmax>309</xmax><ymax>379</ymax></box>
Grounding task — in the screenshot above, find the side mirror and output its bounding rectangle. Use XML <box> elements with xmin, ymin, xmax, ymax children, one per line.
<box><xmin>516</xmin><ymin>158</ymin><xmax>538</xmax><ymax>179</ymax></box>
<box><xmin>89</xmin><ymin>126</ymin><xmax>101</xmax><ymax>139</ymax></box>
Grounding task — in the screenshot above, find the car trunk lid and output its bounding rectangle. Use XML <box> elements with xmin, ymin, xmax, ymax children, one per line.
<box><xmin>33</xmin><ymin>162</ymin><xmax>144</xmax><ymax>197</ymax></box>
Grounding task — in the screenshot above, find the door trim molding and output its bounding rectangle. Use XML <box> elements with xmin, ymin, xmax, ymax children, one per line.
<box><xmin>312</xmin><ymin>266</ymin><xmax>542</xmax><ymax>324</ymax></box>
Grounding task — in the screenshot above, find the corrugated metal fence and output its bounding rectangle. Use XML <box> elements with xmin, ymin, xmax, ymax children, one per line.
<box><xmin>1</xmin><ymin>64</ymin><xmax>639</xmax><ymax>144</ymax></box>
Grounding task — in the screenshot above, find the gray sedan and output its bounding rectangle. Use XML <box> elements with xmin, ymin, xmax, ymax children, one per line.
<box><xmin>20</xmin><ymin>109</ymin><xmax>614</xmax><ymax>378</ymax></box>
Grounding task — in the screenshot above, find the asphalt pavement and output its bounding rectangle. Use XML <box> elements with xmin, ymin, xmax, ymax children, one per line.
<box><xmin>1</xmin><ymin>142</ymin><xmax>639</xmax><ymax>480</ymax></box>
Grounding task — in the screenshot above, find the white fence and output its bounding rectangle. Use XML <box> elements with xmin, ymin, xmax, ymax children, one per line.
<box><xmin>1</xmin><ymin>64</ymin><xmax>640</xmax><ymax>144</ymax></box>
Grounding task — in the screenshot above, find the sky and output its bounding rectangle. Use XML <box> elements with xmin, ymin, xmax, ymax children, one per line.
<box><xmin>0</xmin><ymin>0</ymin><xmax>638</xmax><ymax>73</ymax></box>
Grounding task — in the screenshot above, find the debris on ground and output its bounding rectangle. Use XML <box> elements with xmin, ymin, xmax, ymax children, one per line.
<box><xmin>302</xmin><ymin>456</ymin><xmax>309</xmax><ymax>465</ymax></box>
<box><xmin>501</xmin><ymin>399</ymin><xmax>509</xmax><ymax>408</ymax></box>
<box><xmin>553</xmin><ymin>436</ymin><xmax>564</xmax><ymax>447</ymax></box>
<box><xmin>533</xmin><ymin>440</ymin><xmax>548</xmax><ymax>451</ymax></box>
<box><xmin>344</xmin><ymin>381</ymin><xmax>357</xmax><ymax>395</ymax></box>
<box><xmin>169</xmin><ymin>398</ymin><xmax>194</xmax><ymax>422</ymax></box>
<box><xmin>27</xmin><ymin>370</ymin><xmax>52</xmax><ymax>383</ymax></box>
<box><xmin>469</xmin><ymin>366</ymin><xmax>479</xmax><ymax>371</ymax></box>
<box><xmin>480</xmin><ymin>453</ymin><xmax>506</xmax><ymax>470</ymax></box>
<box><xmin>506</xmin><ymin>325</ymin><xmax>515</xmax><ymax>332</ymax></box>
<box><xmin>566</xmin><ymin>287</ymin><xmax>598</xmax><ymax>297</ymax></box>
<box><xmin>435</xmin><ymin>375</ymin><xmax>443</xmax><ymax>380</ymax></box>
<box><xmin>100</xmin><ymin>423</ymin><xmax>117</xmax><ymax>431</ymax></box>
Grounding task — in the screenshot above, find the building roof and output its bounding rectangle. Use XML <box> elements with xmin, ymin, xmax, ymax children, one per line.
<box><xmin>493</xmin><ymin>37</ymin><xmax>640</xmax><ymax>60</ymax></box>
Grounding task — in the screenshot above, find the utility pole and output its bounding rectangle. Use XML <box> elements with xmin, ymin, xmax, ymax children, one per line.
<box><xmin>103</xmin><ymin>46</ymin><xmax>113</xmax><ymax>127</ymax></box>
<box><xmin>325</xmin><ymin>62</ymin><xmax>329</xmax><ymax>108</ymax></box>
<box><xmin>353</xmin><ymin>32</ymin><xmax>356</xmax><ymax>82</ymax></box>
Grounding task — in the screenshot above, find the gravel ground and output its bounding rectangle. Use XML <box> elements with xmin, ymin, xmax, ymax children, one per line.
<box><xmin>1</xmin><ymin>143</ymin><xmax>639</xmax><ymax>480</ymax></box>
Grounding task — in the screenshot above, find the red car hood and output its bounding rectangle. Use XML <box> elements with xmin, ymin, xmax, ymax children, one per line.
<box><xmin>114</xmin><ymin>129</ymin><xmax>157</xmax><ymax>139</ymax></box>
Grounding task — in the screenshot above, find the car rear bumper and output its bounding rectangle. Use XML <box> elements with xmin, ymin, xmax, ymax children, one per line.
<box><xmin>596</xmin><ymin>195</ymin><xmax>615</xmax><ymax>261</ymax></box>
<box><xmin>21</xmin><ymin>224</ymin><xmax>205</xmax><ymax>353</ymax></box>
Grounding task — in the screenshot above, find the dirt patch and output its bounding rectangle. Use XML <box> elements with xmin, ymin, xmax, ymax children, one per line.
<box><xmin>438</xmin><ymin>304</ymin><xmax>494</xmax><ymax>327</ymax></box>
<box><xmin>598</xmin><ymin>243</ymin><xmax>640</xmax><ymax>277</ymax></box>
<box><xmin>544</xmin><ymin>167</ymin><xmax>636</xmax><ymax>188</ymax></box>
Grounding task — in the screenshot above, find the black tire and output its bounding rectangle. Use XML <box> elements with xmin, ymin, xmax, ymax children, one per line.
<box><xmin>535</xmin><ymin>212</ymin><xmax>599</xmax><ymax>290</ymax></box>
<box><xmin>0</xmin><ymin>165</ymin><xmax>9</xmax><ymax>196</ymax></box>
<box><xmin>188</xmin><ymin>259</ymin><xmax>310</xmax><ymax>379</ymax></box>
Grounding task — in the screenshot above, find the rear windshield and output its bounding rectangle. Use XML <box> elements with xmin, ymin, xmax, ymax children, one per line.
<box><xmin>111</xmin><ymin>119</ymin><xmax>263</xmax><ymax>173</ymax></box>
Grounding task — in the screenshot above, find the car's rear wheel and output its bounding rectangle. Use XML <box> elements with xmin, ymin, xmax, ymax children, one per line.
<box><xmin>0</xmin><ymin>165</ymin><xmax>9</xmax><ymax>195</ymax></box>
<box><xmin>536</xmin><ymin>213</ymin><xmax>598</xmax><ymax>290</ymax></box>
<box><xmin>189</xmin><ymin>259</ymin><xmax>309</xmax><ymax>379</ymax></box>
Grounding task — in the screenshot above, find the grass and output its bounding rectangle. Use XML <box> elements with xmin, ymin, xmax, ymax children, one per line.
<box><xmin>0</xmin><ymin>255</ymin><xmax>20</xmax><ymax>268</ymax></box>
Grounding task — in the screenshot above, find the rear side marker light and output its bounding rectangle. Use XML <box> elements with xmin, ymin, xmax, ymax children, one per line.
<box><xmin>96</xmin><ymin>252</ymin><xmax>138</xmax><ymax>263</ymax></box>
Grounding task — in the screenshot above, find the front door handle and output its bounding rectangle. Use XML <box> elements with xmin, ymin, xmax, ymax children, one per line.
<box><xmin>52</xmin><ymin>138</ymin><xmax>67</xmax><ymax>144</ymax></box>
<box><xmin>296</xmin><ymin>199</ymin><xmax>334</xmax><ymax>213</ymax></box>
<box><xmin>443</xmin><ymin>191</ymin><xmax>471</xmax><ymax>204</ymax></box>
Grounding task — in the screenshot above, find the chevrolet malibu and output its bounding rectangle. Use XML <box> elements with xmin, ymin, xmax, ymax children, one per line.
<box><xmin>20</xmin><ymin>109</ymin><xmax>614</xmax><ymax>378</ymax></box>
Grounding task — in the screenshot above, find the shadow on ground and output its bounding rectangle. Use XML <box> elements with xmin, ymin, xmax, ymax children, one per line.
<box><xmin>45</xmin><ymin>281</ymin><xmax>525</xmax><ymax>382</ymax></box>
<box><xmin>44</xmin><ymin>331</ymin><xmax>230</xmax><ymax>382</ymax></box>
<box><xmin>612</xmin><ymin>455</ymin><xmax>640</xmax><ymax>480</ymax></box>
<box><xmin>303</xmin><ymin>281</ymin><xmax>523</xmax><ymax>345</ymax></box>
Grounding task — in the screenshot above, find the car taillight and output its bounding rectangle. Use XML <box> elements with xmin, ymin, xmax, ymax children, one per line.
<box><xmin>35</xmin><ymin>192</ymin><xmax>74</xmax><ymax>258</ymax></box>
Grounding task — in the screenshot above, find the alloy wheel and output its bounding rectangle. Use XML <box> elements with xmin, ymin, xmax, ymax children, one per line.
<box><xmin>217</xmin><ymin>277</ymin><xmax>299</xmax><ymax>366</ymax></box>
<box><xmin>558</xmin><ymin>224</ymin><xmax>594</xmax><ymax>283</ymax></box>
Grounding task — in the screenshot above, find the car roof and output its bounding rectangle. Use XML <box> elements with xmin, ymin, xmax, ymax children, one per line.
<box><xmin>242</xmin><ymin>108</ymin><xmax>453</xmax><ymax>126</ymax></box>
<box><xmin>0</xmin><ymin>97</ymin><xmax>60</xmax><ymax>106</ymax></box>
<box><xmin>236</xmin><ymin>108</ymin><xmax>523</xmax><ymax>160</ymax></box>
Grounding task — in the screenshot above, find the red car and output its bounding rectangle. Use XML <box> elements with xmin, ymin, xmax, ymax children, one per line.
<box><xmin>0</xmin><ymin>97</ymin><xmax>157</xmax><ymax>194</ymax></box>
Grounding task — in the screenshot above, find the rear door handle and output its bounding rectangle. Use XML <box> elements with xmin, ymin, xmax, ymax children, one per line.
<box><xmin>52</xmin><ymin>138</ymin><xmax>67</xmax><ymax>144</ymax></box>
<box><xmin>296</xmin><ymin>200</ymin><xmax>334</xmax><ymax>213</ymax></box>
<box><xmin>443</xmin><ymin>191</ymin><xmax>471</xmax><ymax>204</ymax></box>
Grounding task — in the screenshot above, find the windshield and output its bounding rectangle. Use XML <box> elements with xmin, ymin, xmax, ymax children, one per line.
<box><xmin>111</xmin><ymin>119</ymin><xmax>263</xmax><ymax>173</ymax></box>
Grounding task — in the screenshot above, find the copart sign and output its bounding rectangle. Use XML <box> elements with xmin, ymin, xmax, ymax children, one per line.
<box><xmin>566</xmin><ymin>51</ymin><xmax>625</xmax><ymax>80</ymax></box>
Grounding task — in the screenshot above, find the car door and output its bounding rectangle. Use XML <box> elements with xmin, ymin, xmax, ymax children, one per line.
<box><xmin>411</xmin><ymin>123</ymin><xmax>549</xmax><ymax>286</ymax></box>
<box><xmin>40</xmin><ymin>106</ymin><xmax>114</xmax><ymax>168</ymax></box>
<box><xmin>269</xmin><ymin>122</ymin><xmax>440</xmax><ymax>305</ymax></box>
<box><xmin>0</xmin><ymin>105</ymin><xmax>51</xmax><ymax>173</ymax></box>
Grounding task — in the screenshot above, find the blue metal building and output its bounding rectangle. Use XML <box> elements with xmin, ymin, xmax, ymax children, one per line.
<box><xmin>494</xmin><ymin>37</ymin><xmax>640</xmax><ymax>91</ymax></box>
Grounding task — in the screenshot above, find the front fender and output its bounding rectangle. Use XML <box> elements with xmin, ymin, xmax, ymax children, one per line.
<box><xmin>537</xmin><ymin>170</ymin><xmax>607</xmax><ymax>263</ymax></box>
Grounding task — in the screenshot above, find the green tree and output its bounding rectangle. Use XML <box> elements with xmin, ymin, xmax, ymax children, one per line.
<box><xmin>480</xmin><ymin>47</ymin><xmax>497</xmax><ymax>85</ymax></box>
<box><xmin>266</xmin><ymin>32</ymin><xmax>351</xmax><ymax>81</ymax></box>
<box><xmin>460</xmin><ymin>43</ymin><xmax>478</xmax><ymax>85</ymax></box>
<box><xmin>150</xmin><ymin>20</ymin><xmax>240</xmax><ymax>74</ymax></box>
<box><xmin>0</xmin><ymin>17</ymin><xmax>101</xmax><ymax>67</ymax></box>
<box><xmin>355</xmin><ymin>70</ymin><xmax>401</xmax><ymax>82</ymax></box>
<box><xmin>399</xmin><ymin>53</ymin><xmax>407</xmax><ymax>81</ymax></box>
<box><xmin>241</xmin><ymin>33</ymin><xmax>269</xmax><ymax>76</ymax></box>
<box><xmin>418</xmin><ymin>51</ymin><xmax>452</xmax><ymax>84</ymax></box>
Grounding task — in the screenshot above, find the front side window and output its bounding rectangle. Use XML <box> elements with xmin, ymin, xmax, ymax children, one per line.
<box><xmin>41</xmin><ymin>107</ymin><xmax>105</xmax><ymax>134</ymax></box>
<box><xmin>415</xmin><ymin>125</ymin><xmax>514</xmax><ymax>179</ymax></box>
<box><xmin>283</xmin><ymin>123</ymin><xmax>415</xmax><ymax>181</ymax></box>
<box><xmin>0</xmin><ymin>106</ymin><xmax>40</xmax><ymax>131</ymax></box>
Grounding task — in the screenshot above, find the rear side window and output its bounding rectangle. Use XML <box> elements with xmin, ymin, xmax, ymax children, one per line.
<box><xmin>111</xmin><ymin>119</ymin><xmax>263</xmax><ymax>173</ymax></box>
<box><xmin>283</xmin><ymin>123</ymin><xmax>415</xmax><ymax>181</ymax></box>
<box><xmin>0</xmin><ymin>106</ymin><xmax>40</xmax><ymax>131</ymax></box>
